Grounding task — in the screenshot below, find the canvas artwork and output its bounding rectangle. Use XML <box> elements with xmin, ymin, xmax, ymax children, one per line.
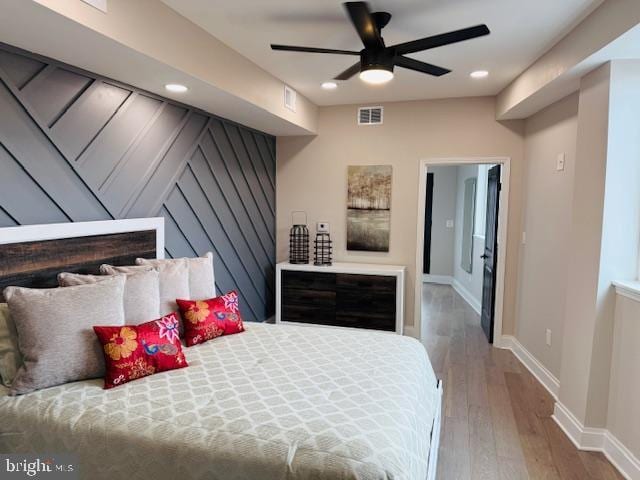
<box><xmin>347</xmin><ymin>165</ymin><xmax>392</xmax><ymax>252</ymax></box>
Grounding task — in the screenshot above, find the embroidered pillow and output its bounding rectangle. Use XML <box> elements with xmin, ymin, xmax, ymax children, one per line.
<box><xmin>58</xmin><ymin>269</ymin><xmax>160</xmax><ymax>324</ymax></box>
<box><xmin>176</xmin><ymin>291</ymin><xmax>244</xmax><ymax>347</ymax></box>
<box><xmin>93</xmin><ymin>312</ymin><xmax>187</xmax><ymax>389</ymax></box>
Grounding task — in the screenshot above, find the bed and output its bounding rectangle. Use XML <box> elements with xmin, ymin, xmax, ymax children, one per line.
<box><xmin>0</xmin><ymin>218</ymin><xmax>442</xmax><ymax>480</ymax></box>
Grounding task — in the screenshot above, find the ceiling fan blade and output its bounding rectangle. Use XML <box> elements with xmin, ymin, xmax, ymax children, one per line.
<box><xmin>395</xmin><ymin>56</ymin><xmax>451</xmax><ymax>76</ymax></box>
<box><xmin>344</xmin><ymin>2</ymin><xmax>384</xmax><ymax>50</ymax></box>
<box><xmin>393</xmin><ymin>24</ymin><xmax>490</xmax><ymax>55</ymax></box>
<box><xmin>334</xmin><ymin>62</ymin><xmax>362</xmax><ymax>80</ymax></box>
<box><xmin>271</xmin><ymin>44</ymin><xmax>360</xmax><ymax>55</ymax></box>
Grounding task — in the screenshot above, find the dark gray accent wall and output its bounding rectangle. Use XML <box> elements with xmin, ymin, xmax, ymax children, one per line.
<box><xmin>0</xmin><ymin>45</ymin><xmax>276</xmax><ymax>322</ymax></box>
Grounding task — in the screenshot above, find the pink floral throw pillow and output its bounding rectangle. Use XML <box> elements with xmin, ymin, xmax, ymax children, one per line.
<box><xmin>176</xmin><ymin>291</ymin><xmax>245</xmax><ymax>347</ymax></box>
<box><xmin>93</xmin><ymin>312</ymin><xmax>187</xmax><ymax>389</ymax></box>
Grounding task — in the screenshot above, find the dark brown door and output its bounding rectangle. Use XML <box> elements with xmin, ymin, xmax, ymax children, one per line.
<box><xmin>480</xmin><ymin>165</ymin><xmax>501</xmax><ymax>343</ymax></box>
<box><xmin>423</xmin><ymin>173</ymin><xmax>434</xmax><ymax>274</ymax></box>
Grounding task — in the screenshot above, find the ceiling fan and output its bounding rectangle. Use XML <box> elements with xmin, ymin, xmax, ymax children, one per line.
<box><xmin>271</xmin><ymin>1</ymin><xmax>490</xmax><ymax>85</ymax></box>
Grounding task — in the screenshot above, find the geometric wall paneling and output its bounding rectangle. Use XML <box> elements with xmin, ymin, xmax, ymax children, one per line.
<box><xmin>0</xmin><ymin>44</ymin><xmax>275</xmax><ymax>321</ymax></box>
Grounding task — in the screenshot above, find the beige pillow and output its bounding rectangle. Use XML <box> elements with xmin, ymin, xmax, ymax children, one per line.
<box><xmin>102</xmin><ymin>262</ymin><xmax>189</xmax><ymax>316</ymax></box>
<box><xmin>136</xmin><ymin>253</ymin><xmax>215</xmax><ymax>300</ymax></box>
<box><xmin>58</xmin><ymin>269</ymin><xmax>160</xmax><ymax>324</ymax></box>
<box><xmin>4</xmin><ymin>276</ymin><xmax>126</xmax><ymax>395</ymax></box>
<box><xmin>0</xmin><ymin>303</ymin><xmax>22</xmax><ymax>386</ymax></box>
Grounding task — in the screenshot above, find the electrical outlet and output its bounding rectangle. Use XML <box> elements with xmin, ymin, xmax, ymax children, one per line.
<box><xmin>316</xmin><ymin>222</ymin><xmax>329</xmax><ymax>233</ymax></box>
<box><xmin>546</xmin><ymin>329</ymin><xmax>552</xmax><ymax>346</ymax></box>
<box><xmin>446</xmin><ymin>220</ymin><xmax>454</xmax><ymax>228</ymax></box>
<box><xmin>556</xmin><ymin>153</ymin><xmax>566</xmax><ymax>171</ymax></box>
<box><xmin>522</xmin><ymin>231</ymin><xmax>527</xmax><ymax>245</ymax></box>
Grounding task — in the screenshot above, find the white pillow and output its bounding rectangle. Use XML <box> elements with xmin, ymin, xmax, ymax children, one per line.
<box><xmin>0</xmin><ymin>303</ymin><xmax>22</xmax><ymax>387</ymax></box>
<box><xmin>136</xmin><ymin>253</ymin><xmax>215</xmax><ymax>300</ymax></box>
<box><xmin>58</xmin><ymin>269</ymin><xmax>160</xmax><ymax>324</ymax></box>
<box><xmin>102</xmin><ymin>262</ymin><xmax>189</xmax><ymax>316</ymax></box>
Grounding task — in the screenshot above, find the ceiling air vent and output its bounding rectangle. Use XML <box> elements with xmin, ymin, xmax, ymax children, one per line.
<box><xmin>284</xmin><ymin>85</ymin><xmax>297</xmax><ymax>112</ymax></box>
<box><xmin>358</xmin><ymin>106</ymin><xmax>383</xmax><ymax>125</ymax></box>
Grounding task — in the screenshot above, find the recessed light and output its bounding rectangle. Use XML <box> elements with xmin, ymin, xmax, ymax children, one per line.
<box><xmin>165</xmin><ymin>83</ymin><xmax>188</xmax><ymax>93</ymax></box>
<box><xmin>470</xmin><ymin>70</ymin><xmax>489</xmax><ymax>79</ymax></box>
<box><xmin>321</xmin><ymin>81</ymin><xmax>338</xmax><ymax>90</ymax></box>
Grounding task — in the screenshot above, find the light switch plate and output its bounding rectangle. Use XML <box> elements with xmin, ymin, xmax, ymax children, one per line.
<box><xmin>446</xmin><ymin>220</ymin><xmax>454</xmax><ymax>228</ymax></box>
<box><xmin>556</xmin><ymin>153</ymin><xmax>566</xmax><ymax>171</ymax></box>
<box><xmin>546</xmin><ymin>329</ymin><xmax>552</xmax><ymax>346</ymax></box>
<box><xmin>316</xmin><ymin>222</ymin><xmax>329</xmax><ymax>233</ymax></box>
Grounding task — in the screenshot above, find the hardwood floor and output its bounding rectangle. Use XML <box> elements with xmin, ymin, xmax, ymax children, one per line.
<box><xmin>422</xmin><ymin>284</ymin><xmax>623</xmax><ymax>480</ymax></box>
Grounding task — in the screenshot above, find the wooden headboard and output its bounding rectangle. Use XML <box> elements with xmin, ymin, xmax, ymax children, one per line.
<box><xmin>0</xmin><ymin>218</ymin><xmax>164</xmax><ymax>301</ymax></box>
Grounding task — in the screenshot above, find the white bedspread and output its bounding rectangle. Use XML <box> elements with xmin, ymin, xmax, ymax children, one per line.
<box><xmin>0</xmin><ymin>323</ymin><xmax>438</xmax><ymax>480</ymax></box>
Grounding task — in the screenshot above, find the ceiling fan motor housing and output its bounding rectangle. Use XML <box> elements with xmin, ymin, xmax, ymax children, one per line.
<box><xmin>360</xmin><ymin>47</ymin><xmax>395</xmax><ymax>74</ymax></box>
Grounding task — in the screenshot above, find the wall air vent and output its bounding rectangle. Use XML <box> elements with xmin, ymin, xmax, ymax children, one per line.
<box><xmin>358</xmin><ymin>106</ymin><xmax>383</xmax><ymax>125</ymax></box>
<box><xmin>284</xmin><ymin>85</ymin><xmax>297</xmax><ymax>112</ymax></box>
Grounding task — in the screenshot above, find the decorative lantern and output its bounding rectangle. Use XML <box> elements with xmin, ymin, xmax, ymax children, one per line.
<box><xmin>289</xmin><ymin>211</ymin><xmax>309</xmax><ymax>264</ymax></box>
<box><xmin>314</xmin><ymin>232</ymin><xmax>332</xmax><ymax>266</ymax></box>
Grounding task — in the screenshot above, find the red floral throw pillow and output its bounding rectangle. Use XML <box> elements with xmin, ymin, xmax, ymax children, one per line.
<box><xmin>176</xmin><ymin>291</ymin><xmax>245</xmax><ymax>347</ymax></box>
<box><xmin>93</xmin><ymin>313</ymin><xmax>187</xmax><ymax>389</ymax></box>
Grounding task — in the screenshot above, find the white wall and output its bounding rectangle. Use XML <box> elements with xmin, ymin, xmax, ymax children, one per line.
<box><xmin>452</xmin><ymin>165</ymin><xmax>484</xmax><ymax>312</ymax></box>
<box><xmin>607</xmin><ymin>293</ymin><xmax>640</xmax><ymax>462</ymax></box>
<box><xmin>427</xmin><ymin>166</ymin><xmax>458</xmax><ymax>277</ymax></box>
<box><xmin>277</xmin><ymin>97</ymin><xmax>525</xmax><ymax>334</ymax></box>
<box><xmin>517</xmin><ymin>93</ymin><xmax>578</xmax><ymax>379</ymax></box>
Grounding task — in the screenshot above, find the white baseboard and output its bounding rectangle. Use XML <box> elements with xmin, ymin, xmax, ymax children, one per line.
<box><xmin>499</xmin><ymin>335</ymin><xmax>560</xmax><ymax>399</ymax></box>
<box><xmin>422</xmin><ymin>274</ymin><xmax>452</xmax><ymax>285</ymax></box>
<box><xmin>451</xmin><ymin>279</ymin><xmax>482</xmax><ymax>315</ymax></box>
<box><xmin>499</xmin><ymin>335</ymin><xmax>637</xmax><ymax>479</ymax></box>
<box><xmin>553</xmin><ymin>402</ymin><xmax>640</xmax><ymax>480</ymax></box>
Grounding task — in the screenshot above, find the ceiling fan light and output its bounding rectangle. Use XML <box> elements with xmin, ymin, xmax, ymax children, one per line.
<box><xmin>359</xmin><ymin>68</ymin><xmax>394</xmax><ymax>85</ymax></box>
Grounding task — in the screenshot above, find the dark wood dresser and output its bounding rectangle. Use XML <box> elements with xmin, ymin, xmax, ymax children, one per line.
<box><xmin>276</xmin><ymin>262</ymin><xmax>405</xmax><ymax>334</ymax></box>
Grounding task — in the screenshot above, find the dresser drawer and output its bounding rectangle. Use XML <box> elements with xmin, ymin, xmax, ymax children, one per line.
<box><xmin>281</xmin><ymin>302</ymin><xmax>335</xmax><ymax>325</ymax></box>
<box><xmin>277</xmin><ymin>264</ymin><xmax>404</xmax><ymax>334</ymax></box>
<box><xmin>336</xmin><ymin>273</ymin><xmax>396</xmax><ymax>293</ymax></box>
<box><xmin>282</xmin><ymin>270</ymin><xmax>336</xmax><ymax>291</ymax></box>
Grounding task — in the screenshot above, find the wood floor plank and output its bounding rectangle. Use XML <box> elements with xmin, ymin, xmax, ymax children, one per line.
<box><xmin>448</xmin><ymin>330</ymin><xmax>467</xmax><ymax>365</ymax></box>
<box><xmin>488</xmin><ymin>383</ymin><xmax>526</xmax><ymax>462</ymax></box>
<box><xmin>425</xmin><ymin>334</ymin><xmax>449</xmax><ymax>379</ymax></box>
<box><xmin>485</xmin><ymin>365</ymin><xmax>506</xmax><ymax>387</ymax></box>
<box><xmin>498</xmin><ymin>457</ymin><xmax>530</xmax><ymax>480</ymax></box>
<box><xmin>439</xmin><ymin>415</ymin><xmax>472</xmax><ymax>480</ymax></box>
<box><xmin>469</xmin><ymin>405</ymin><xmax>500</xmax><ymax>479</ymax></box>
<box><xmin>467</xmin><ymin>358</ymin><xmax>490</xmax><ymax>407</ymax></box>
<box><xmin>504</xmin><ymin>372</ymin><xmax>560</xmax><ymax>479</ymax></box>
<box><xmin>445</xmin><ymin>362</ymin><xmax>468</xmax><ymax>419</ymax></box>
<box><xmin>422</xmin><ymin>284</ymin><xmax>624</xmax><ymax>480</ymax></box>
<box><xmin>578</xmin><ymin>451</ymin><xmax>626</xmax><ymax>480</ymax></box>
<box><xmin>542</xmin><ymin>417</ymin><xmax>593</xmax><ymax>480</ymax></box>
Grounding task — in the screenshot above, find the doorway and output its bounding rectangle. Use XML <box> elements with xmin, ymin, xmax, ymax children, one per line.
<box><xmin>415</xmin><ymin>158</ymin><xmax>510</xmax><ymax>346</ymax></box>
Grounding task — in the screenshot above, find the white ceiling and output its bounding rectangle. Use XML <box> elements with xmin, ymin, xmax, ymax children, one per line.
<box><xmin>162</xmin><ymin>0</ymin><xmax>604</xmax><ymax>106</ymax></box>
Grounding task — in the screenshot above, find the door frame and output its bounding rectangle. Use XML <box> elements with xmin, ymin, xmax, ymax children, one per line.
<box><xmin>414</xmin><ymin>157</ymin><xmax>511</xmax><ymax>347</ymax></box>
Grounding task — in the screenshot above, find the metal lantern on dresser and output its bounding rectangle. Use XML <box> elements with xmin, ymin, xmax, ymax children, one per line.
<box><xmin>289</xmin><ymin>211</ymin><xmax>309</xmax><ymax>264</ymax></box>
<box><xmin>314</xmin><ymin>232</ymin><xmax>332</xmax><ymax>266</ymax></box>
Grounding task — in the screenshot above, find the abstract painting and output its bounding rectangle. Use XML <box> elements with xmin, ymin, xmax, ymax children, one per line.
<box><xmin>347</xmin><ymin>165</ymin><xmax>392</xmax><ymax>252</ymax></box>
